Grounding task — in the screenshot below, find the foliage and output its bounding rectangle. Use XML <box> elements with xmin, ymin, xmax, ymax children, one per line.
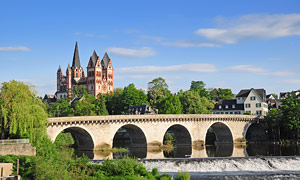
<box><xmin>164</xmin><ymin>132</ymin><xmax>175</xmax><ymax>145</ymax></box>
<box><xmin>73</xmin><ymin>95</ymin><xmax>97</xmax><ymax>116</ymax></box>
<box><xmin>209</xmin><ymin>88</ymin><xmax>234</xmax><ymax>102</ymax></box>
<box><xmin>105</xmin><ymin>88</ymin><xmax>124</xmax><ymax>115</ymax></box>
<box><xmin>148</xmin><ymin>89</ymin><xmax>165</xmax><ymax>110</ymax></box>
<box><xmin>0</xmin><ymin>80</ymin><xmax>48</xmax><ymax>141</ymax></box>
<box><xmin>271</xmin><ymin>93</ymin><xmax>278</xmax><ymax>99</ymax></box>
<box><xmin>148</xmin><ymin>77</ymin><xmax>169</xmax><ymax>93</ymax></box>
<box><xmin>265</xmin><ymin>94</ymin><xmax>300</xmax><ymax>140</ymax></box>
<box><xmin>72</xmin><ymin>85</ymin><xmax>88</xmax><ymax>98</ymax></box>
<box><xmin>157</xmin><ymin>95</ymin><xmax>183</xmax><ymax>114</ymax></box>
<box><xmin>95</xmin><ymin>95</ymin><xmax>109</xmax><ymax>115</ymax></box>
<box><xmin>244</xmin><ymin>112</ymin><xmax>251</xmax><ymax>115</ymax></box>
<box><xmin>180</xmin><ymin>90</ymin><xmax>213</xmax><ymax>114</ymax></box>
<box><xmin>148</xmin><ymin>77</ymin><xmax>170</xmax><ymax>110</ymax></box>
<box><xmin>190</xmin><ymin>81</ymin><xmax>210</xmax><ymax>99</ymax></box>
<box><xmin>175</xmin><ymin>172</ymin><xmax>190</xmax><ymax>180</ymax></box>
<box><xmin>48</xmin><ymin>98</ymin><xmax>73</xmax><ymax>117</ymax></box>
<box><xmin>122</xmin><ymin>83</ymin><xmax>148</xmax><ymax>112</ymax></box>
<box><xmin>54</xmin><ymin>132</ymin><xmax>74</xmax><ymax>148</ymax></box>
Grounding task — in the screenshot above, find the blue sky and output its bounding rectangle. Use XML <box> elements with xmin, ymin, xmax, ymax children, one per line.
<box><xmin>1</xmin><ymin>0</ymin><xmax>300</xmax><ymax>96</ymax></box>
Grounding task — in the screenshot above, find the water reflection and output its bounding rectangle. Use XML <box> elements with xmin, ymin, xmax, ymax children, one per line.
<box><xmin>75</xmin><ymin>143</ymin><xmax>300</xmax><ymax>160</ymax></box>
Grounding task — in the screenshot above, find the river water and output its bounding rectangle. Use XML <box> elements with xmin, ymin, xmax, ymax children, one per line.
<box><xmin>86</xmin><ymin>143</ymin><xmax>300</xmax><ymax>179</ymax></box>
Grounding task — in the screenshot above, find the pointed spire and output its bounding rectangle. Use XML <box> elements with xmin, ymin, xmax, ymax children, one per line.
<box><xmin>91</xmin><ymin>50</ymin><xmax>98</xmax><ymax>66</ymax></box>
<box><xmin>101</xmin><ymin>52</ymin><xmax>110</xmax><ymax>68</ymax></box>
<box><xmin>72</xmin><ymin>41</ymin><xmax>81</xmax><ymax>69</ymax></box>
<box><xmin>57</xmin><ymin>65</ymin><xmax>62</xmax><ymax>72</ymax></box>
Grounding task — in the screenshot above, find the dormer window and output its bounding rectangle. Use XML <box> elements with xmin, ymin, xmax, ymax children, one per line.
<box><xmin>232</xmin><ymin>104</ymin><xmax>235</xmax><ymax>108</ymax></box>
<box><xmin>219</xmin><ymin>105</ymin><xmax>222</xmax><ymax>109</ymax></box>
<box><xmin>225</xmin><ymin>105</ymin><xmax>228</xmax><ymax>109</ymax></box>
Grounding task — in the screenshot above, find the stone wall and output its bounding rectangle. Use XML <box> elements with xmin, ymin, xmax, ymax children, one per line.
<box><xmin>0</xmin><ymin>143</ymin><xmax>36</xmax><ymax>156</ymax></box>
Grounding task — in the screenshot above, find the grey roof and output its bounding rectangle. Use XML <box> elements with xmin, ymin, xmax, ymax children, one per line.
<box><xmin>212</xmin><ymin>99</ymin><xmax>244</xmax><ymax>111</ymax></box>
<box><xmin>236</xmin><ymin>88</ymin><xmax>266</xmax><ymax>101</ymax></box>
<box><xmin>101</xmin><ymin>52</ymin><xmax>110</xmax><ymax>68</ymax></box>
<box><xmin>57</xmin><ymin>65</ymin><xmax>62</xmax><ymax>72</ymax></box>
<box><xmin>89</xmin><ymin>50</ymin><xmax>98</xmax><ymax>67</ymax></box>
<box><xmin>72</xmin><ymin>41</ymin><xmax>81</xmax><ymax>69</ymax></box>
<box><xmin>126</xmin><ymin>104</ymin><xmax>156</xmax><ymax>115</ymax></box>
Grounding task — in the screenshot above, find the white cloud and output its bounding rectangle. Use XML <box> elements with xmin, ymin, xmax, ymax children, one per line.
<box><xmin>140</xmin><ymin>35</ymin><xmax>164</xmax><ymax>42</ymax></box>
<box><xmin>0</xmin><ymin>46</ymin><xmax>30</xmax><ymax>52</ymax></box>
<box><xmin>117</xmin><ymin>64</ymin><xmax>217</xmax><ymax>74</ymax></box>
<box><xmin>227</xmin><ymin>65</ymin><xmax>296</xmax><ymax>77</ymax></box>
<box><xmin>162</xmin><ymin>41</ymin><xmax>221</xmax><ymax>48</ymax></box>
<box><xmin>284</xmin><ymin>79</ymin><xmax>300</xmax><ymax>84</ymax></box>
<box><xmin>106</xmin><ymin>47</ymin><xmax>156</xmax><ymax>58</ymax></box>
<box><xmin>196</xmin><ymin>14</ymin><xmax>300</xmax><ymax>44</ymax></box>
<box><xmin>228</xmin><ymin>65</ymin><xmax>265</xmax><ymax>73</ymax></box>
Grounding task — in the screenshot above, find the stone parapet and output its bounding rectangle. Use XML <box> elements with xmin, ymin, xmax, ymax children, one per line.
<box><xmin>0</xmin><ymin>143</ymin><xmax>36</xmax><ymax>156</ymax></box>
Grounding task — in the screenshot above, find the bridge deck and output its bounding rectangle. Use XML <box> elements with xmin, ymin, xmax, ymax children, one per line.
<box><xmin>48</xmin><ymin>114</ymin><xmax>259</xmax><ymax>125</ymax></box>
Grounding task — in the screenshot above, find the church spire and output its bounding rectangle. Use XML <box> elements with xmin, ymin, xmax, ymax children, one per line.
<box><xmin>72</xmin><ymin>41</ymin><xmax>81</xmax><ymax>69</ymax></box>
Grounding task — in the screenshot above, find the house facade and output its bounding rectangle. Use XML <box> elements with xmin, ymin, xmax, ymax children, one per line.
<box><xmin>212</xmin><ymin>88</ymin><xmax>268</xmax><ymax>116</ymax></box>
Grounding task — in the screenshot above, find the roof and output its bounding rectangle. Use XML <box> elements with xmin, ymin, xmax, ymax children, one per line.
<box><xmin>89</xmin><ymin>50</ymin><xmax>98</xmax><ymax>67</ymax></box>
<box><xmin>101</xmin><ymin>52</ymin><xmax>110</xmax><ymax>68</ymax></box>
<box><xmin>126</xmin><ymin>104</ymin><xmax>156</xmax><ymax>115</ymax></box>
<box><xmin>236</xmin><ymin>88</ymin><xmax>266</xmax><ymax>101</ymax></box>
<box><xmin>72</xmin><ymin>41</ymin><xmax>81</xmax><ymax>70</ymax></box>
<box><xmin>57</xmin><ymin>65</ymin><xmax>62</xmax><ymax>72</ymax></box>
<box><xmin>212</xmin><ymin>99</ymin><xmax>244</xmax><ymax>111</ymax></box>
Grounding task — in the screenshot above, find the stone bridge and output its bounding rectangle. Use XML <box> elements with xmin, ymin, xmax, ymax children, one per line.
<box><xmin>47</xmin><ymin>114</ymin><xmax>265</xmax><ymax>159</ymax></box>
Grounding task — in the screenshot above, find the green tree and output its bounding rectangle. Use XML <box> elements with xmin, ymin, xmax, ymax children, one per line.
<box><xmin>48</xmin><ymin>98</ymin><xmax>73</xmax><ymax>117</ymax></box>
<box><xmin>271</xmin><ymin>93</ymin><xmax>278</xmax><ymax>99</ymax></box>
<box><xmin>180</xmin><ymin>90</ymin><xmax>213</xmax><ymax>114</ymax></box>
<box><xmin>209</xmin><ymin>88</ymin><xmax>234</xmax><ymax>101</ymax></box>
<box><xmin>105</xmin><ymin>88</ymin><xmax>124</xmax><ymax>115</ymax></box>
<box><xmin>157</xmin><ymin>95</ymin><xmax>183</xmax><ymax>114</ymax></box>
<box><xmin>148</xmin><ymin>77</ymin><xmax>170</xmax><ymax>110</ymax></box>
<box><xmin>190</xmin><ymin>81</ymin><xmax>210</xmax><ymax>98</ymax></box>
<box><xmin>280</xmin><ymin>94</ymin><xmax>300</xmax><ymax>140</ymax></box>
<box><xmin>95</xmin><ymin>95</ymin><xmax>109</xmax><ymax>115</ymax></box>
<box><xmin>73</xmin><ymin>95</ymin><xmax>96</xmax><ymax>116</ymax></box>
<box><xmin>264</xmin><ymin>108</ymin><xmax>281</xmax><ymax>141</ymax></box>
<box><xmin>0</xmin><ymin>81</ymin><xmax>48</xmax><ymax>142</ymax></box>
<box><xmin>72</xmin><ymin>85</ymin><xmax>87</xmax><ymax>98</ymax></box>
<box><xmin>122</xmin><ymin>83</ymin><xmax>148</xmax><ymax>111</ymax></box>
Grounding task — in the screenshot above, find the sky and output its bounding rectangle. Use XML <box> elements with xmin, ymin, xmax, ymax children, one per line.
<box><xmin>1</xmin><ymin>0</ymin><xmax>300</xmax><ymax>96</ymax></box>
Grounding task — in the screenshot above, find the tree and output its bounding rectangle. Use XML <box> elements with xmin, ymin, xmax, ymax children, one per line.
<box><xmin>180</xmin><ymin>90</ymin><xmax>213</xmax><ymax>114</ymax></box>
<box><xmin>105</xmin><ymin>88</ymin><xmax>124</xmax><ymax>115</ymax></box>
<box><xmin>190</xmin><ymin>81</ymin><xmax>210</xmax><ymax>98</ymax></box>
<box><xmin>271</xmin><ymin>93</ymin><xmax>278</xmax><ymax>99</ymax></box>
<box><xmin>157</xmin><ymin>95</ymin><xmax>183</xmax><ymax>114</ymax></box>
<box><xmin>209</xmin><ymin>88</ymin><xmax>234</xmax><ymax>101</ymax></box>
<box><xmin>280</xmin><ymin>94</ymin><xmax>300</xmax><ymax>140</ymax></box>
<box><xmin>122</xmin><ymin>83</ymin><xmax>148</xmax><ymax>111</ymax></box>
<box><xmin>48</xmin><ymin>98</ymin><xmax>73</xmax><ymax>117</ymax></box>
<box><xmin>264</xmin><ymin>108</ymin><xmax>281</xmax><ymax>141</ymax></box>
<box><xmin>72</xmin><ymin>85</ymin><xmax>87</xmax><ymax>98</ymax></box>
<box><xmin>148</xmin><ymin>77</ymin><xmax>170</xmax><ymax>109</ymax></box>
<box><xmin>95</xmin><ymin>95</ymin><xmax>109</xmax><ymax>115</ymax></box>
<box><xmin>0</xmin><ymin>80</ymin><xmax>48</xmax><ymax>142</ymax></box>
<box><xmin>148</xmin><ymin>77</ymin><xmax>169</xmax><ymax>92</ymax></box>
<box><xmin>73</xmin><ymin>95</ymin><xmax>96</xmax><ymax>116</ymax></box>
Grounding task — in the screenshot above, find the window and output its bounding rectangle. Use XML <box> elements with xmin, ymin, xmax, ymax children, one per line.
<box><xmin>232</xmin><ymin>104</ymin><xmax>235</xmax><ymax>108</ymax></box>
<box><xmin>225</xmin><ymin>105</ymin><xmax>228</xmax><ymax>109</ymax></box>
<box><xmin>256</xmin><ymin>103</ymin><xmax>261</xmax><ymax>107</ymax></box>
<box><xmin>234</xmin><ymin>112</ymin><xmax>239</xmax><ymax>114</ymax></box>
<box><xmin>225</xmin><ymin>112</ymin><xmax>228</xmax><ymax>114</ymax></box>
<box><xmin>221</xmin><ymin>112</ymin><xmax>224</xmax><ymax>114</ymax></box>
<box><xmin>230</xmin><ymin>112</ymin><xmax>233</xmax><ymax>114</ymax></box>
<box><xmin>219</xmin><ymin>105</ymin><xmax>222</xmax><ymax>109</ymax></box>
<box><xmin>250</xmin><ymin>96</ymin><xmax>256</xmax><ymax>101</ymax></box>
<box><xmin>256</xmin><ymin>110</ymin><xmax>262</xmax><ymax>115</ymax></box>
<box><xmin>245</xmin><ymin>104</ymin><xmax>251</xmax><ymax>108</ymax></box>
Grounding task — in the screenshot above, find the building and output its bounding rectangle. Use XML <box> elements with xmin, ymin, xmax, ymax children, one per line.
<box><xmin>56</xmin><ymin>42</ymin><xmax>114</xmax><ymax>99</ymax></box>
<box><xmin>212</xmin><ymin>88</ymin><xmax>268</xmax><ymax>116</ymax></box>
<box><xmin>126</xmin><ymin>104</ymin><xmax>156</xmax><ymax>115</ymax></box>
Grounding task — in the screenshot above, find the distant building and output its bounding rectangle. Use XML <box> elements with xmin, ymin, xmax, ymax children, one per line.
<box><xmin>212</xmin><ymin>88</ymin><xmax>268</xmax><ymax>116</ymax></box>
<box><xmin>126</xmin><ymin>104</ymin><xmax>156</xmax><ymax>115</ymax></box>
<box><xmin>43</xmin><ymin>94</ymin><xmax>56</xmax><ymax>103</ymax></box>
<box><xmin>280</xmin><ymin>91</ymin><xmax>300</xmax><ymax>99</ymax></box>
<box><xmin>56</xmin><ymin>41</ymin><xmax>114</xmax><ymax>99</ymax></box>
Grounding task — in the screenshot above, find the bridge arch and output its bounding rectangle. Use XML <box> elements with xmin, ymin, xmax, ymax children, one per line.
<box><xmin>244</xmin><ymin>122</ymin><xmax>267</xmax><ymax>142</ymax></box>
<box><xmin>205</xmin><ymin>122</ymin><xmax>233</xmax><ymax>144</ymax></box>
<box><xmin>112</xmin><ymin>124</ymin><xmax>147</xmax><ymax>158</ymax></box>
<box><xmin>163</xmin><ymin>124</ymin><xmax>192</xmax><ymax>146</ymax></box>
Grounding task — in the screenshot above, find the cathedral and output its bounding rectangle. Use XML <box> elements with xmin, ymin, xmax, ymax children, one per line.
<box><xmin>56</xmin><ymin>42</ymin><xmax>114</xmax><ymax>99</ymax></box>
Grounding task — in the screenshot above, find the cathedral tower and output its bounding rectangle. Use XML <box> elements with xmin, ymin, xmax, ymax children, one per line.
<box><xmin>87</xmin><ymin>50</ymin><xmax>102</xmax><ymax>97</ymax></box>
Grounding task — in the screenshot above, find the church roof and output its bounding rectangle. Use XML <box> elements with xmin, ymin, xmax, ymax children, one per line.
<box><xmin>90</xmin><ymin>50</ymin><xmax>98</xmax><ymax>67</ymax></box>
<box><xmin>72</xmin><ymin>41</ymin><xmax>81</xmax><ymax>70</ymax></box>
<box><xmin>101</xmin><ymin>52</ymin><xmax>110</xmax><ymax>68</ymax></box>
<box><xmin>57</xmin><ymin>65</ymin><xmax>62</xmax><ymax>72</ymax></box>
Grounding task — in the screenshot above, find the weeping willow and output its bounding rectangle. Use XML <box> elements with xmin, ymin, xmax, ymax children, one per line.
<box><xmin>0</xmin><ymin>80</ymin><xmax>48</xmax><ymax>145</ymax></box>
